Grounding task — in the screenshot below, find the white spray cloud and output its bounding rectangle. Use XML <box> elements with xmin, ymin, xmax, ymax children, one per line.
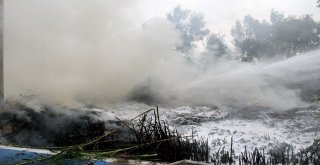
<box><xmin>174</xmin><ymin>51</ymin><xmax>320</xmax><ymax>110</ymax></box>
<box><xmin>4</xmin><ymin>0</ymin><xmax>320</xmax><ymax>110</ymax></box>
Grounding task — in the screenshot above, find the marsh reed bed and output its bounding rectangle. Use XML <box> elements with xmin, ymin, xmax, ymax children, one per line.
<box><xmin>210</xmin><ymin>138</ymin><xmax>320</xmax><ymax>165</ymax></box>
<box><xmin>1</xmin><ymin>103</ymin><xmax>319</xmax><ymax>164</ymax></box>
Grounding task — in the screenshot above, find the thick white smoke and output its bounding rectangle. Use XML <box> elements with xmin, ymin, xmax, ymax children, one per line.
<box><xmin>4</xmin><ymin>1</ymin><xmax>320</xmax><ymax>110</ymax></box>
<box><xmin>174</xmin><ymin>51</ymin><xmax>320</xmax><ymax>109</ymax></box>
<box><xmin>4</xmin><ymin>0</ymin><xmax>190</xmax><ymax>105</ymax></box>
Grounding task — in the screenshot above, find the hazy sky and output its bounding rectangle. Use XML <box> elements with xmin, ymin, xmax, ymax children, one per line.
<box><xmin>5</xmin><ymin>0</ymin><xmax>320</xmax><ymax>43</ymax></box>
<box><xmin>136</xmin><ymin>0</ymin><xmax>320</xmax><ymax>40</ymax></box>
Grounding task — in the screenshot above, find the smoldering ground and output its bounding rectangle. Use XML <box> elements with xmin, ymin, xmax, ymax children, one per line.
<box><xmin>2</xmin><ymin>2</ymin><xmax>320</xmax><ymax>162</ymax></box>
<box><xmin>4</xmin><ymin>0</ymin><xmax>320</xmax><ymax>111</ymax></box>
<box><xmin>0</xmin><ymin>98</ymin><xmax>125</xmax><ymax>146</ymax></box>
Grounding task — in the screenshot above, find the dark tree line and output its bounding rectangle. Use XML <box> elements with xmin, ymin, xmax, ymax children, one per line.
<box><xmin>167</xmin><ymin>6</ymin><xmax>320</xmax><ymax>64</ymax></box>
<box><xmin>232</xmin><ymin>10</ymin><xmax>320</xmax><ymax>62</ymax></box>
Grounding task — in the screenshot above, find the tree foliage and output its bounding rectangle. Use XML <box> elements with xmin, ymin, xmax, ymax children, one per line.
<box><xmin>232</xmin><ymin>10</ymin><xmax>320</xmax><ymax>62</ymax></box>
<box><xmin>167</xmin><ymin>6</ymin><xmax>228</xmax><ymax>64</ymax></box>
<box><xmin>201</xmin><ymin>34</ymin><xmax>228</xmax><ymax>64</ymax></box>
<box><xmin>167</xmin><ymin>6</ymin><xmax>209</xmax><ymax>54</ymax></box>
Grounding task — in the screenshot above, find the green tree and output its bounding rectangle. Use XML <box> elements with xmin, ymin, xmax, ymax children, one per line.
<box><xmin>168</xmin><ymin>6</ymin><xmax>228</xmax><ymax>65</ymax></box>
<box><xmin>201</xmin><ymin>34</ymin><xmax>228</xmax><ymax>64</ymax></box>
<box><xmin>167</xmin><ymin>6</ymin><xmax>209</xmax><ymax>54</ymax></box>
<box><xmin>232</xmin><ymin>10</ymin><xmax>320</xmax><ymax>62</ymax></box>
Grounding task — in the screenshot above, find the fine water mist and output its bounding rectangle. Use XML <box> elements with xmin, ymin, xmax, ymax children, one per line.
<box><xmin>173</xmin><ymin>51</ymin><xmax>320</xmax><ymax>110</ymax></box>
<box><xmin>4</xmin><ymin>1</ymin><xmax>320</xmax><ymax>110</ymax></box>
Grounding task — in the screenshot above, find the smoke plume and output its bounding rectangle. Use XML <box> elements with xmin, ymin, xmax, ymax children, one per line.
<box><xmin>4</xmin><ymin>1</ymin><xmax>320</xmax><ymax>110</ymax></box>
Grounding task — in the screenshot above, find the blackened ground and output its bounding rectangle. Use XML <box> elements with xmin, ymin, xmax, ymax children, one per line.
<box><xmin>0</xmin><ymin>102</ymin><xmax>122</xmax><ymax>147</ymax></box>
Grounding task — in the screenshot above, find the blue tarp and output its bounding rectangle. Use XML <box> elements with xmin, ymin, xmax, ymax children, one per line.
<box><xmin>0</xmin><ymin>146</ymin><xmax>112</xmax><ymax>165</ymax></box>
